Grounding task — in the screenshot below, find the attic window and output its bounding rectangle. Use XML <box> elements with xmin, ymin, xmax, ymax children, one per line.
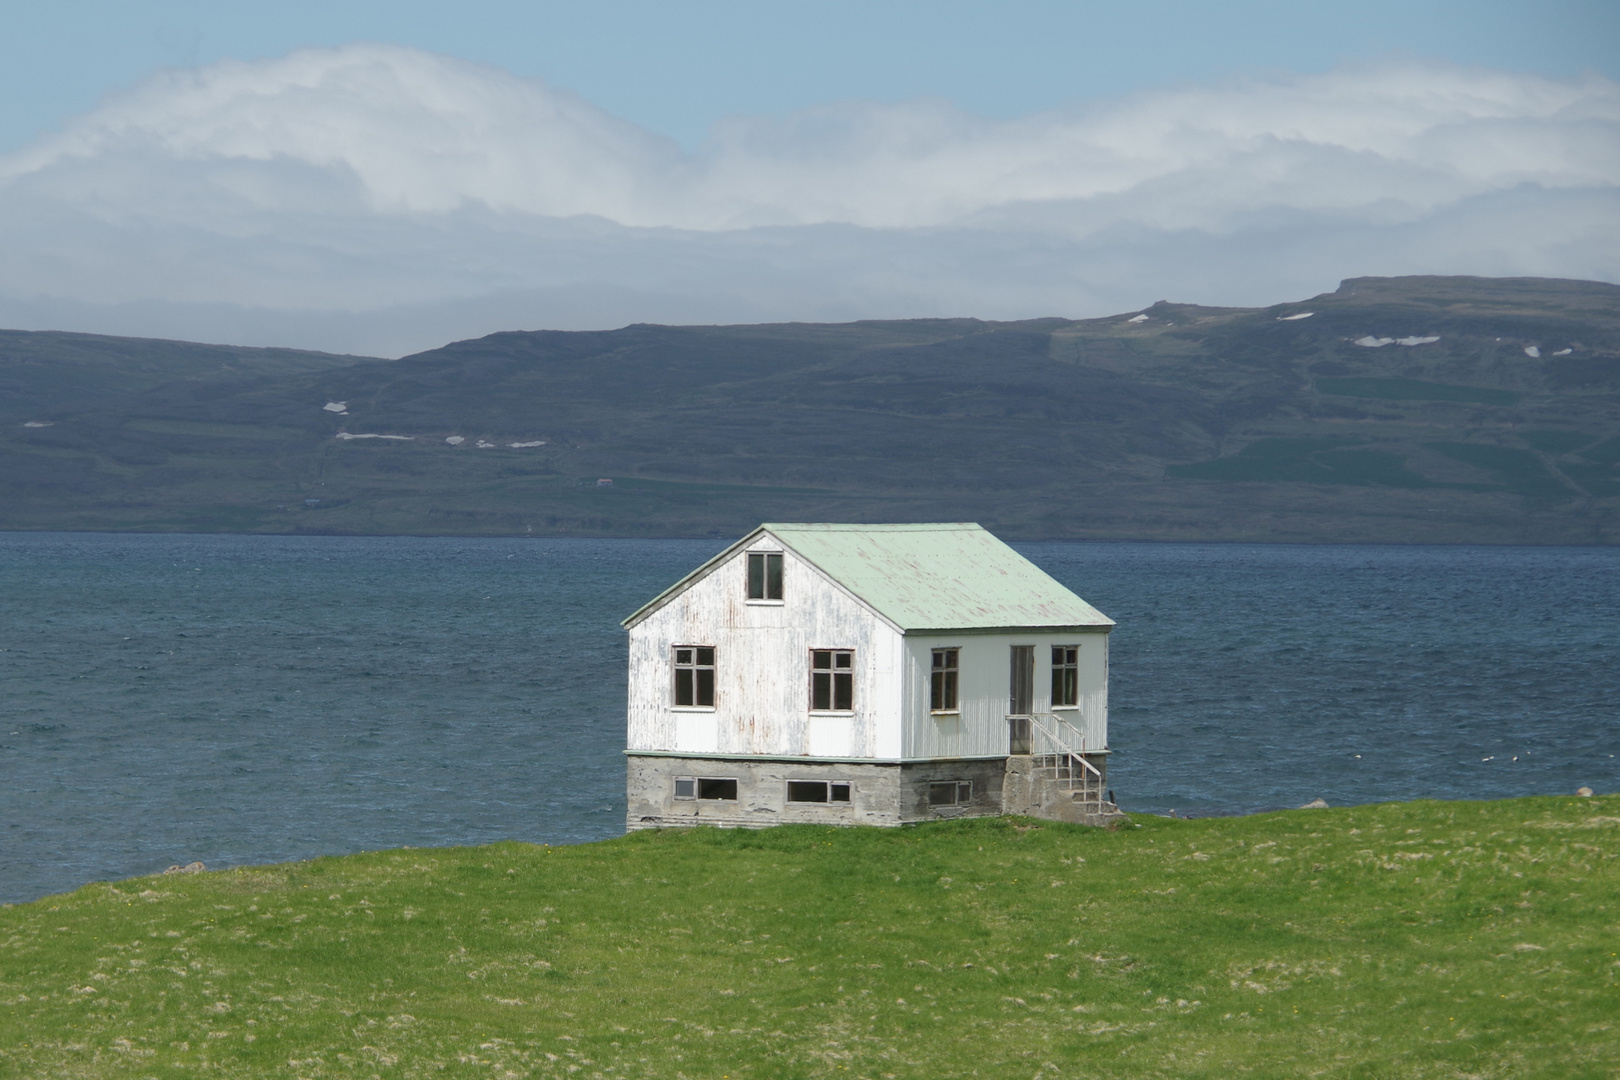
<box><xmin>748</xmin><ymin>552</ymin><xmax>783</xmax><ymax>601</ymax></box>
<box><xmin>811</xmin><ymin>649</ymin><xmax>854</xmax><ymax>711</ymax></box>
<box><xmin>787</xmin><ymin>780</ymin><xmax>852</xmax><ymax>803</ymax></box>
<box><xmin>928</xmin><ymin>781</ymin><xmax>973</xmax><ymax>806</ymax></box>
<box><xmin>674</xmin><ymin>646</ymin><xmax>715</xmax><ymax>707</ymax></box>
<box><xmin>1051</xmin><ymin>646</ymin><xmax>1079</xmax><ymax>707</ymax></box>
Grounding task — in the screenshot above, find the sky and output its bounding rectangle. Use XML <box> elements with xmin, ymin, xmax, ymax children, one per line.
<box><xmin>1</xmin><ymin>0</ymin><xmax>1616</xmax><ymax>356</ymax></box>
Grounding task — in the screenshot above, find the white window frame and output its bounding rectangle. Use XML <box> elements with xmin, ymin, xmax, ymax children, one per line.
<box><xmin>745</xmin><ymin>551</ymin><xmax>785</xmax><ymax>604</ymax></box>
<box><xmin>1051</xmin><ymin>644</ymin><xmax>1080</xmax><ymax>710</ymax></box>
<box><xmin>672</xmin><ymin>645</ymin><xmax>716</xmax><ymax>710</ymax></box>
<box><xmin>930</xmin><ymin>647</ymin><xmax>960</xmax><ymax>714</ymax></box>
<box><xmin>809</xmin><ymin>648</ymin><xmax>855</xmax><ymax>713</ymax></box>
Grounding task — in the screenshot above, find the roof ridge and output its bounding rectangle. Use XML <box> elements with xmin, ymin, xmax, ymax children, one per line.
<box><xmin>624</xmin><ymin>521</ymin><xmax>1113</xmax><ymax>631</ymax></box>
<box><xmin>762</xmin><ymin>522</ymin><xmax>982</xmax><ymax>532</ymax></box>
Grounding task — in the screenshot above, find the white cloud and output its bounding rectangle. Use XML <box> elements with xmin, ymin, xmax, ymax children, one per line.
<box><xmin>0</xmin><ymin>44</ymin><xmax>1615</xmax><ymax>355</ymax></box>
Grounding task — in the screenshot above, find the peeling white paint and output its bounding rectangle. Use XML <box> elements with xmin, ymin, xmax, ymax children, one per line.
<box><xmin>626</xmin><ymin>531</ymin><xmax>1108</xmax><ymax>762</ymax></box>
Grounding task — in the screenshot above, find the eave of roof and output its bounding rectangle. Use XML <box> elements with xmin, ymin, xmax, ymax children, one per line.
<box><xmin>620</xmin><ymin>526</ymin><xmax>771</xmax><ymax>629</ymax></box>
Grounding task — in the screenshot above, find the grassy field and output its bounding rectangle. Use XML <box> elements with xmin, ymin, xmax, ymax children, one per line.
<box><xmin>2</xmin><ymin>796</ymin><xmax>1616</xmax><ymax>1079</ymax></box>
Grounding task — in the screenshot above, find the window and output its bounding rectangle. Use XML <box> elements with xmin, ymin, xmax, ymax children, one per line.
<box><xmin>928</xmin><ymin>780</ymin><xmax>973</xmax><ymax>806</ymax></box>
<box><xmin>811</xmin><ymin>649</ymin><xmax>853</xmax><ymax>711</ymax></box>
<box><xmin>674</xmin><ymin>646</ymin><xmax>715</xmax><ymax>707</ymax></box>
<box><xmin>930</xmin><ymin>648</ymin><xmax>959</xmax><ymax>712</ymax></box>
<box><xmin>787</xmin><ymin>780</ymin><xmax>852</xmax><ymax>803</ymax></box>
<box><xmin>674</xmin><ymin>776</ymin><xmax>737</xmax><ymax>800</ymax></box>
<box><xmin>747</xmin><ymin>552</ymin><xmax>783</xmax><ymax>600</ymax></box>
<box><xmin>700</xmin><ymin>778</ymin><xmax>737</xmax><ymax>800</ymax></box>
<box><xmin>1051</xmin><ymin>645</ymin><xmax>1079</xmax><ymax>707</ymax></box>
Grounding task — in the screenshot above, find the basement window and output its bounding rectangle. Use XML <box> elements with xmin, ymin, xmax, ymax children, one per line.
<box><xmin>928</xmin><ymin>781</ymin><xmax>973</xmax><ymax>807</ymax></box>
<box><xmin>931</xmin><ymin>648</ymin><xmax>959</xmax><ymax>712</ymax></box>
<box><xmin>699</xmin><ymin>778</ymin><xmax>738</xmax><ymax>800</ymax></box>
<box><xmin>674</xmin><ymin>777</ymin><xmax>738</xmax><ymax>800</ymax></box>
<box><xmin>811</xmin><ymin>649</ymin><xmax>854</xmax><ymax>711</ymax></box>
<box><xmin>1051</xmin><ymin>646</ymin><xmax>1079</xmax><ymax>708</ymax></box>
<box><xmin>787</xmin><ymin>780</ymin><xmax>852</xmax><ymax>804</ymax></box>
<box><xmin>747</xmin><ymin>552</ymin><xmax>784</xmax><ymax>601</ymax></box>
<box><xmin>673</xmin><ymin>646</ymin><xmax>715</xmax><ymax>707</ymax></box>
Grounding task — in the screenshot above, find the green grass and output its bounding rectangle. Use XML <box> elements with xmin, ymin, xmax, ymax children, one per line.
<box><xmin>1167</xmin><ymin>438</ymin><xmax>1439</xmax><ymax>488</ymax></box>
<box><xmin>3</xmin><ymin>797</ymin><xmax>1616</xmax><ymax>1079</ymax></box>
<box><xmin>1315</xmin><ymin>377</ymin><xmax>1519</xmax><ymax>407</ymax></box>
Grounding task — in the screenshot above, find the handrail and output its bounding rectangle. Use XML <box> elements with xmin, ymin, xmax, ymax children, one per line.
<box><xmin>1029</xmin><ymin>713</ymin><xmax>1102</xmax><ymax>780</ymax></box>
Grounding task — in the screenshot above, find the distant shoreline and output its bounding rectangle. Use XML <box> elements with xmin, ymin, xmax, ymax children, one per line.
<box><xmin>3</xmin><ymin>525</ymin><xmax>1618</xmax><ymax>547</ymax></box>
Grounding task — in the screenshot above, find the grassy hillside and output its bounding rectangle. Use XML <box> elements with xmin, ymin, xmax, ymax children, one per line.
<box><xmin>3</xmin><ymin>796</ymin><xmax>1616</xmax><ymax>1078</ymax></box>
<box><xmin>0</xmin><ymin>329</ymin><xmax>375</xmax><ymax>422</ymax></box>
<box><xmin>2</xmin><ymin>275</ymin><xmax>1619</xmax><ymax>542</ymax></box>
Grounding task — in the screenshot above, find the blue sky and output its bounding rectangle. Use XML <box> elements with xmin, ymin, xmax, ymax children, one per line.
<box><xmin>1</xmin><ymin>1</ymin><xmax>1616</xmax><ymax>354</ymax></box>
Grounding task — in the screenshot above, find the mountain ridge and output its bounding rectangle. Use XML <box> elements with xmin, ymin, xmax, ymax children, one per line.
<box><xmin>3</xmin><ymin>275</ymin><xmax>1618</xmax><ymax>543</ymax></box>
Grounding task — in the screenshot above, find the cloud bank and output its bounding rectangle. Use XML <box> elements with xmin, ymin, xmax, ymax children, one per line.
<box><xmin>1</xmin><ymin>44</ymin><xmax>1615</xmax><ymax>355</ymax></box>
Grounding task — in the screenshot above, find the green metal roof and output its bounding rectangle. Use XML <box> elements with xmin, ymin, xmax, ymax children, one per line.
<box><xmin>623</xmin><ymin>523</ymin><xmax>1113</xmax><ymax>632</ymax></box>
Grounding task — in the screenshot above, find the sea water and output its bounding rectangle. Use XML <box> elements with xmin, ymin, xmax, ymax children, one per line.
<box><xmin>2</xmin><ymin>533</ymin><xmax>1616</xmax><ymax>904</ymax></box>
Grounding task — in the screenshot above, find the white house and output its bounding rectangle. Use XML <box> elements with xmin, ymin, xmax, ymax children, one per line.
<box><xmin>622</xmin><ymin>522</ymin><xmax>1121</xmax><ymax>828</ymax></box>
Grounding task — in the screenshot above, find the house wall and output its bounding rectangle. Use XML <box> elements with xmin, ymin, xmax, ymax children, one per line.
<box><xmin>900</xmin><ymin>630</ymin><xmax>1110</xmax><ymax>759</ymax></box>
<box><xmin>626</xmin><ymin>533</ymin><xmax>905</xmax><ymax>760</ymax></box>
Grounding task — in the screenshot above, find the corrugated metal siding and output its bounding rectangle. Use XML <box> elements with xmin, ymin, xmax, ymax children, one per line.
<box><xmin>627</xmin><ymin>534</ymin><xmax>904</xmax><ymax>759</ymax></box>
<box><xmin>900</xmin><ymin>631</ymin><xmax>1109</xmax><ymax>759</ymax></box>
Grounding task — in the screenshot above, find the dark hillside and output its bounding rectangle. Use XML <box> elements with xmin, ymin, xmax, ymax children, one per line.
<box><xmin>0</xmin><ymin>329</ymin><xmax>377</xmax><ymax>421</ymax></box>
<box><xmin>2</xmin><ymin>275</ymin><xmax>1618</xmax><ymax>541</ymax></box>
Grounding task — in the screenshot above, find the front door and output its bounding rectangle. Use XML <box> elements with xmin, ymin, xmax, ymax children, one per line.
<box><xmin>1008</xmin><ymin>645</ymin><xmax>1034</xmax><ymax>753</ymax></box>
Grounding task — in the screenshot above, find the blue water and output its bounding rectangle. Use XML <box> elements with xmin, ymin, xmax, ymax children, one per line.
<box><xmin>2</xmin><ymin>533</ymin><xmax>1616</xmax><ymax>905</ymax></box>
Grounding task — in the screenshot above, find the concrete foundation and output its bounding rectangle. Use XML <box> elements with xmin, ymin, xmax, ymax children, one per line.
<box><xmin>1002</xmin><ymin>753</ymin><xmax>1123</xmax><ymax>826</ymax></box>
<box><xmin>626</xmin><ymin>753</ymin><xmax>1124</xmax><ymax>830</ymax></box>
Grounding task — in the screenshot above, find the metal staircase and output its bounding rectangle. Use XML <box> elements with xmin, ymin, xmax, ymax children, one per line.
<box><xmin>1027</xmin><ymin>713</ymin><xmax>1104</xmax><ymax>810</ymax></box>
